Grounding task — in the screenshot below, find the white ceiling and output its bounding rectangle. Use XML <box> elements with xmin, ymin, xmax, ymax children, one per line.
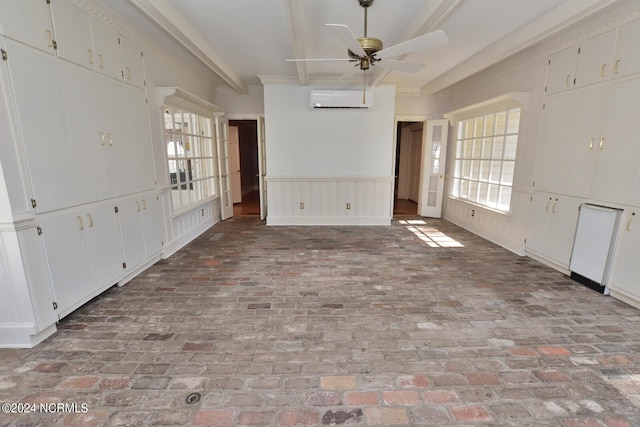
<box><xmin>111</xmin><ymin>0</ymin><xmax>624</xmax><ymax>94</ymax></box>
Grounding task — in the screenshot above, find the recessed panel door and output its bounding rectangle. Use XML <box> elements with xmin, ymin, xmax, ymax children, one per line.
<box><xmin>216</xmin><ymin>116</ymin><xmax>233</xmax><ymax>220</ymax></box>
<box><xmin>258</xmin><ymin>115</ymin><xmax>268</xmax><ymax>220</ymax></box>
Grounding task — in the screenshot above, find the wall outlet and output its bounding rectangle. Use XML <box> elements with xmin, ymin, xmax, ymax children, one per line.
<box><xmin>300</xmin><ymin>202</ymin><xmax>304</xmax><ymax>209</ymax></box>
<box><xmin>471</xmin><ymin>209</ymin><xmax>475</xmax><ymax>217</ymax></box>
<box><xmin>346</xmin><ymin>203</ymin><xmax>351</xmax><ymax>210</ymax></box>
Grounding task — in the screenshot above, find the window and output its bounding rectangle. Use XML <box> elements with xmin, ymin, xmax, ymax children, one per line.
<box><xmin>451</xmin><ymin>107</ymin><xmax>521</xmax><ymax>212</ymax></box>
<box><xmin>163</xmin><ymin>104</ymin><xmax>218</xmax><ymax>212</ymax></box>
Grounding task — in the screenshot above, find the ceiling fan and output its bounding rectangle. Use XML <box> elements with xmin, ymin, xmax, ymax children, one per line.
<box><xmin>287</xmin><ymin>0</ymin><xmax>448</xmax><ymax>80</ymax></box>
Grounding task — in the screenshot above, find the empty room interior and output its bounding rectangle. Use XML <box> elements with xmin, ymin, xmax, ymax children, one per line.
<box><xmin>2</xmin><ymin>0</ymin><xmax>640</xmax><ymax>425</ymax></box>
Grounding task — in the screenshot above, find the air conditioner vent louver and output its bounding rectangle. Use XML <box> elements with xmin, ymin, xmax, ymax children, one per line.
<box><xmin>310</xmin><ymin>90</ymin><xmax>372</xmax><ymax>109</ymax></box>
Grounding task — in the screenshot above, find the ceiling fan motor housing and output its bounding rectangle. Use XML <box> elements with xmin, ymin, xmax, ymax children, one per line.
<box><xmin>348</xmin><ymin>37</ymin><xmax>383</xmax><ymax>69</ymax></box>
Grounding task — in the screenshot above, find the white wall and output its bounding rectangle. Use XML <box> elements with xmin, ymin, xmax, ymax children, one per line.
<box><xmin>264</xmin><ymin>85</ymin><xmax>396</xmax><ymax>176</ymax></box>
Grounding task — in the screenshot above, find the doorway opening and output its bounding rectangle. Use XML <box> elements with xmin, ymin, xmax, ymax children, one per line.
<box><xmin>394</xmin><ymin>121</ymin><xmax>423</xmax><ymax>217</ymax></box>
<box><xmin>229</xmin><ymin>120</ymin><xmax>260</xmax><ymax>216</ymax></box>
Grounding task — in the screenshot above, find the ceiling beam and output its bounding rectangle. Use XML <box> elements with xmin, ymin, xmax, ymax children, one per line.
<box><xmin>284</xmin><ymin>0</ymin><xmax>309</xmax><ymax>85</ymax></box>
<box><xmin>371</xmin><ymin>0</ymin><xmax>464</xmax><ymax>87</ymax></box>
<box><xmin>420</xmin><ymin>0</ymin><xmax>625</xmax><ymax>95</ymax></box>
<box><xmin>128</xmin><ymin>0</ymin><xmax>246</xmax><ymax>93</ymax></box>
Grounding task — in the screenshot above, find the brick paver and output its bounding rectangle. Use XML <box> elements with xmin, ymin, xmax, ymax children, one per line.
<box><xmin>1</xmin><ymin>216</ymin><xmax>640</xmax><ymax>425</ymax></box>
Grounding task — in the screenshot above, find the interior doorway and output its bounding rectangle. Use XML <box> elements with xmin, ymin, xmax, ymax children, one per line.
<box><xmin>394</xmin><ymin>121</ymin><xmax>423</xmax><ymax>216</ymax></box>
<box><xmin>229</xmin><ymin>120</ymin><xmax>260</xmax><ymax>216</ymax></box>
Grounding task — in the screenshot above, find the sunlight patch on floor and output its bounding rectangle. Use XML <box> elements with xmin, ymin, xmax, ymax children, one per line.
<box><xmin>398</xmin><ymin>220</ymin><xmax>464</xmax><ymax>248</ymax></box>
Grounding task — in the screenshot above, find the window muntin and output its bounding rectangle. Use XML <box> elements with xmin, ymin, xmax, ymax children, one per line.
<box><xmin>451</xmin><ymin>108</ymin><xmax>520</xmax><ymax>212</ymax></box>
<box><xmin>163</xmin><ymin>105</ymin><xmax>218</xmax><ymax>212</ymax></box>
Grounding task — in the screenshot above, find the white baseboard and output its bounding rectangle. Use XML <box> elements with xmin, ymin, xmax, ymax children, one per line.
<box><xmin>267</xmin><ymin>216</ymin><xmax>391</xmax><ymax>226</ymax></box>
<box><xmin>443</xmin><ymin>214</ymin><xmax>526</xmax><ymax>256</ymax></box>
<box><xmin>0</xmin><ymin>323</ymin><xmax>57</xmax><ymax>348</ymax></box>
<box><xmin>163</xmin><ymin>217</ymin><xmax>217</xmax><ymax>258</ymax></box>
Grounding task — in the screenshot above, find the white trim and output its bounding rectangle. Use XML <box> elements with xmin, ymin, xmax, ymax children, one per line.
<box><xmin>444</xmin><ymin>92</ymin><xmax>530</xmax><ymax>123</ymax></box>
<box><xmin>0</xmin><ymin>323</ymin><xmax>57</xmax><ymax>349</ymax></box>
<box><xmin>156</xmin><ymin>87</ymin><xmax>224</xmax><ymax>115</ymax></box>
<box><xmin>163</xmin><ymin>217</ymin><xmax>217</xmax><ymax>258</ymax></box>
<box><xmin>267</xmin><ymin>216</ymin><xmax>390</xmax><ymax>226</ymax></box>
<box><xmin>266</xmin><ymin>175</ymin><xmax>394</xmax><ymax>183</ymax></box>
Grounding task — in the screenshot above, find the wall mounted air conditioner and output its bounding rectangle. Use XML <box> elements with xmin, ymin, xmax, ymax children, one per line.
<box><xmin>310</xmin><ymin>89</ymin><xmax>373</xmax><ymax>109</ymax></box>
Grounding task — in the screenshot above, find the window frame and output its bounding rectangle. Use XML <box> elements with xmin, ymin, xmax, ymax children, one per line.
<box><xmin>444</xmin><ymin>92</ymin><xmax>529</xmax><ymax>214</ymax></box>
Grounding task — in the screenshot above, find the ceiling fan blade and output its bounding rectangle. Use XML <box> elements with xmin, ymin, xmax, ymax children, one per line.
<box><xmin>325</xmin><ymin>24</ymin><xmax>367</xmax><ymax>58</ymax></box>
<box><xmin>286</xmin><ymin>58</ymin><xmax>353</xmax><ymax>62</ymax></box>
<box><xmin>375</xmin><ymin>30</ymin><xmax>448</xmax><ymax>60</ymax></box>
<box><xmin>376</xmin><ymin>60</ymin><xmax>424</xmax><ymax>73</ymax></box>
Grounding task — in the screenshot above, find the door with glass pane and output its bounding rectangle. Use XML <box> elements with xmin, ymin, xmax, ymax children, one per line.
<box><xmin>419</xmin><ymin>119</ymin><xmax>449</xmax><ymax>218</ymax></box>
<box><xmin>216</xmin><ymin>116</ymin><xmax>234</xmax><ymax>220</ymax></box>
<box><xmin>257</xmin><ymin>115</ymin><xmax>268</xmax><ymax>220</ymax></box>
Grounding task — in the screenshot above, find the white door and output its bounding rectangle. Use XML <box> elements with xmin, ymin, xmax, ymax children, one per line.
<box><xmin>419</xmin><ymin>119</ymin><xmax>448</xmax><ymax>218</ymax></box>
<box><xmin>0</xmin><ymin>1</ymin><xmax>55</xmax><ymax>54</ymax></box>
<box><xmin>50</xmin><ymin>0</ymin><xmax>94</xmax><ymax>70</ymax></box>
<box><xmin>408</xmin><ymin>124</ymin><xmax>423</xmax><ymax>202</ymax></box>
<box><xmin>257</xmin><ymin>115</ymin><xmax>268</xmax><ymax>220</ymax></box>
<box><xmin>91</xmin><ymin>16</ymin><xmax>123</xmax><ymax>81</ymax></box>
<box><xmin>216</xmin><ymin>116</ymin><xmax>234</xmax><ymax>220</ymax></box>
<box><xmin>229</xmin><ymin>125</ymin><xmax>242</xmax><ymax>203</ymax></box>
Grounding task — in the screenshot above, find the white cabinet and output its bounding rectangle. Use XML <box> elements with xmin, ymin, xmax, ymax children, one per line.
<box><xmin>0</xmin><ymin>0</ymin><xmax>56</xmax><ymax>54</ymax></box>
<box><xmin>590</xmin><ymin>78</ymin><xmax>640</xmax><ymax>204</ymax></box>
<box><xmin>612</xmin><ymin>19</ymin><xmax>640</xmax><ymax>80</ymax></box>
<box><xmin>50</xmin><ymin>0</ymin><xmax>94</xmax><ymax>70</ymax></box>
<box><xmin>118</xmin><ymin>191</ymin><xmax>163</xmax><ymax>272</ymax></box>
<box><xmin>5</xmin><ymin>42</ymin><xmax>78</xmax><ymax>212</ymax></box>
<box><xmin>119</xmin><ymin>35</ymin><xmax>145</xmax><ymax>89</ymax></box>
<box><xmin>546</xmin><ymin>46</ymin><xmax>579</xmax><ymax>95</ymax></box>
<box><xmin>574</xmin><ymin>30</ymin><xmax>616</xmax><ymax>88</ymax></box>
<box><xmin>608</xmin><ymin>209</ymin><xmax>640</xmax><ymax>301</ymax></box>
<box><xmin>534</xmin><ymin>87</ymin><xmax>605</xmax><ymax>197</ymax></box>
<box><xmin>39</xmin><ymin>200</ymin><xmax>123</xmax><ymax>317</ymax></box>
<box><xmin>90</xmin><ymin>17</ymin><xmax>122</xmax><ymax>80</ymax></box>
<box><xmin>121</xmin><ymin>88</ymin><xmax>156</xmax><ymax>193</ymax></box>
<box><xmin>525</xmin><ymin>192</ymin><xmax>581</xmax><ymax>269</ymax></box>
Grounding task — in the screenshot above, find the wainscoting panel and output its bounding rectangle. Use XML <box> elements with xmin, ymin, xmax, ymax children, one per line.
<box><xmin>266</xmin><ymin>176</ymin><xmax>393</xmax><ymax>225</ymax></box>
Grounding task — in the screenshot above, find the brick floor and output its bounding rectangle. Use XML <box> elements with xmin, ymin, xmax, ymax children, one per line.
<box><xmin>1</xmin><ymin>216</ymin><xmax>640</xmax><ymax>426</ymax></box>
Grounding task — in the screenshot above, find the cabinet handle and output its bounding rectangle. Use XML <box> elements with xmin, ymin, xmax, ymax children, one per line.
<box><xmin>87</xmin><ymin>213</ymin><xmax>94</xmax><ymax>227</ymax></box>
<box><xmin>552</xmin><ymin>202</ymin><xmax>557</xmax><ymax>214</ymax></box>
<box><xmin>45</xmin><ymin>29</ymin><xmax>53</xmax><ymax>48</ymax></box>
<box><xmin>107</xmin><ymin>133</ymin><xmax>113</xmax><ymax>146</ymax></box>
<box><xmin>600</xmin><ymin>63</ymin><xmax>607</xmax><ymax>77</ymax></box>
<box><xmin>77</xmin><ymin>216</ymin><xmax>84</xmax><ymax>231</ymax></box>
<box><xmin>589</xmin><ymin>138</ymin><xmax>594</xmax><ymax>150</ymax></box>
<box><xmin>545</xmin><ymin>200</ymin><xmax>552</xmax><ymax>212</ymax></box>
<box><xmin>99</xmin><ymin>132</ymin><xmax>105</xmax><ymax>145</ymax></box>
<box><xmin>87</xmin><ymin>49</ymin><xmax>94</xmax><ymax>65</ymax></box>
<box><xmin>126</xmin><ymin>67</ymin><xmax>131</xmax><ymax>80</ymax></box>
<box><xmin>136</xmin><ymin>201</ymin><xmax>141</xmax><ymax>212</ymax></box>
<box><xmin>565</xmin><ymin>74</ymin><xmax>571</xmax><ymax>87</ymax></box>
<box><xmin>627</xmin><ymin>216</ymin><xmax>634</xmax><ymax>231</ymax></box>
<box><xmin>614</xmin><ymin>59</ymin><xmax>621</xmax><ymax>74</ymax></box>
<box><xmin>142</xmin><ymin>199</ymin><xmax>147</xmax><ymax>210</ymax></box>
<box><xmin>98</xmin><ymin>54</ymin><xmax>104</xmax><ymax>69</ymax></box>
<box><xmin>599</xmin><ymin>138</ymin><xmax>605</xmax><ymax>150</ymax></box>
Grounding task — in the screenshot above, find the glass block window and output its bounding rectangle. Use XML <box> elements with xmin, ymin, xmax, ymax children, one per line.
<box><xmin>451</xmin><ymin>107</ymin><xmax>520</xmax><ymax>212</ymax></box>
<box><xmin>163</xmin><ymin>104</ymin><xmax>218</xmax><ymax>212</ymax></box>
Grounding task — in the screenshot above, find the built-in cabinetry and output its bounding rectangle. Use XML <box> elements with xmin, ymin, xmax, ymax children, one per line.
<box><xmin>0</xmin><ymin>0</ymin><xmax>161</xmax><ymax>347</ymax></box>
<box><xmin>529</xmin><ymin>18</ymin><xmax>640</xmax><ymax>303</ymax></box>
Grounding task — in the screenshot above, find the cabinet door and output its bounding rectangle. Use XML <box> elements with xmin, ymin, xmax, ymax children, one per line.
<box><xmin>5</xmin><ymin>42</ymin><xmax>78</xmax><ymax>212</ymax></box>
<box><xmin>117</xmin><ymin>196</ymin><xmax>147</xmax><ymax>271</ymax></box>
<box><xmin>39</xmin><ymin>208</ymin><xmax>93</xmax><ymax>317</ymax></box>
<box><xmin>612</xmin><ymin>19</ymin><xmax>640</xmax><ymax>80</ymax></box>
<box><xmin>97</xmin><ymin>78</ymin><xmax>129</xmax><ymax>197</ymax></box>
<box><xmin>546</xmin><ymin>46</ymin><xmax>579</xmax><ymax>95</ymax></box>
<box><xmin>591</xmin><ymin>79</ymin><xmax>640</xmax><ymax>204</ymax></box>
<box><xmin>84</xmin><ymin>201</ymin><xmax>124</xmax><ymax>292</ymax></box>
<box><xmin>141</xmin><ymin>192</ymin><xmax>163</xmax><ymax>257</ymax></box>
<box><xmin>91</xmin><ymin>17</ymin><xmax>123</xmax><ymax>81</ymax></box>
<box><xmin>0</xmin><ymin>0</ymin><xmax>55</xmax><ymax>54</ymax></box>
<box><xmin>50</xmin><ymin>0</ymin><xmax>94</xmax><ymax>70</ymax></box>
<box><xmin>525</xmin><ymin>192</ymin><xmax>553</xmax><ymax>255</ymax></box>
<box><xmin>58</xmin><ymin>62</ymin><xmax>111</xmax><ymax>204</ymax></box>
<box><xmin>547</xmin><ymin>195</ymin><xmax>581</xmax><ymax>267</ymax></box>
<box><xmin>122</xmin><ymin>88</ymin><xmax>156</xmax><ymax>193</ymax></box>
<box><xmin>574</xmin><ymin>30</ymin><xmax>616</xmax><ymax>88</ymax></box>
<box><xmin>609</xmin><ymin>209</ymin><xmax>640</xmax><ymax>298</ymax></box>
<box><xmin>534</xmin><ymin>88</ymin><xmax>604</xmax><ymax>197</ymax></box>
<box><xmin>119</xmin><ymin>35</ymin><xmax>145</xmax><ymax>89</ymax></box>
